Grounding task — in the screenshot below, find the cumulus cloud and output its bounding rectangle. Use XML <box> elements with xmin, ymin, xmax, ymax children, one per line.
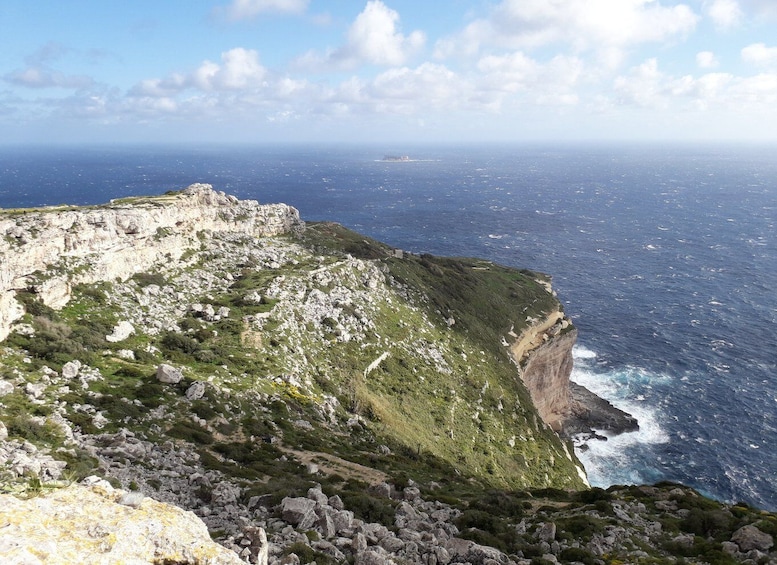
<box><xmin>5</xmin><ymin>67</ymin><xmax>94</xmax><ymax>90</ymax></box>
<box><xmin>612</xmin><ymin>56</ymin><xmax>777</xmax><ymax>112</ymax></box>
<box><xmin>295</xmin><ymin>1</ymin><xmax>425</xmax><ymax>70</ymax></box>
<box><xmin>219</xmin><ymin>0</ymin><xmax>309</xmax><ymax>21</ymax></box>
<box><xmin>4</xmin><ymin>42</ymin><xmax>95</xmax><ymax>90</ymax></box>
<box><xmin>696</xmin><ymin>51</ymin><xmax>719</xmax><ymax>68</ymax></box>
<box><xmin>435</xmin><ymin>0</ymin><xmax>698</xmax><ymax>61</ymax></box>
<box><xmin>129</xmin><ymin>48</ymin><xmax>266</xmax><ymax>96</ymax></box>
<box><xmin>613</xmin><ymin>58</ymin><xmax>668</xmax><ymax>107</ymax></box>
<box><xmin>476</xmin><ymin>52</ymin><xmax>583</xmax><ymax>107</ymax></box>
<box><xmin>741</xmin><ymin>42</ymin><xmax>777</xmax><ymax>66</ymax></box>
<box><xmin>704</xmin><ymin>0</ymin><xmax>744</xmax><ymax>29</ymax></box>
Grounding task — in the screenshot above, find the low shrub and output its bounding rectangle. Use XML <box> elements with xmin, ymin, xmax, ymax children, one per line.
<box><xmin>559</xmin><ymin>547</ymin><xmax>597</xmax><ymax>565</ymax></box>
<box><xmin>132</xmin><ymin>272</ymin><xmax>166</xmax><ymax>288</ymax></box>
<box><xmin>168</xmin><ymin>420</ymin><xmax>214</xmax><ymax>445</ymax></box>
<box><xmin>340</xmin><ymin>492</ymin><xmax>396</xmax><ymax>528</ymax></box>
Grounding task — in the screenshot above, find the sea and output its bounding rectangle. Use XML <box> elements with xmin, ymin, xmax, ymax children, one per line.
<box><xmin>1</xmin><ymin>143</ymin><xmax>775</xmax><ymax>510</ymax></box>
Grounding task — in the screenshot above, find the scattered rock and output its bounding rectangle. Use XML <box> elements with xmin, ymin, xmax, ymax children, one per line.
<box><xmin>732</xmin><ymin>524</ymin><xmax>774</xmax><ymax>552</ymax></box>
<box><xmin>24</xmin><ymin>382</ymin><xmax>46</xmax><ymax>399</ymax></box>
<box><xmin>186</xmin><ymin>381</ymin><xmax>207</xmax><ymax>400</ymax></box>
<box><xmin>156</xmin><ymin>363</ymin><xmax>183</xmax><ymax>384</ymax></box>
<box><xmin>281</xmin><ymin>497</ymin><xmax>317</xmax><ymax>530</ymax></box>
<box><xmin>106</xmin><ymin>320</ymin><xmax>135</xmax><ymax>342</ymax></box>
<box><xmin>0</xmin><ymin>380</ymin><xmax>14</xmax><ymax>396</ymax></box>
<box><xmin>61</xmin><ymin>360</ymin><xmax>82</xmax><ymax>379</ymax></box>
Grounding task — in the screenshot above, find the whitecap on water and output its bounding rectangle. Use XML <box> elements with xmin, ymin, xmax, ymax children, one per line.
<box><xmin>570</xmin><ymin>345</ymin><xmax>671</xmax><ymax>488</ymax></box>
<box><xmin>572</xmin><ymin>345</ymin><xmax>597</xmax><ymax>360</ymax></box>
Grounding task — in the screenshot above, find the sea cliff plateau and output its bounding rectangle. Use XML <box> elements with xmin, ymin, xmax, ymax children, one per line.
<box><xmin>1</xmin><ymin>185</ymin><xmax>774</xmax><ymax>565</ymax></box>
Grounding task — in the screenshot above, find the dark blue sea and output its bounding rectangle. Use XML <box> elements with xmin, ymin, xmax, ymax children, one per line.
<box><xmin>2</xmin><ymin>143</ymin><xmax>776</xmax><ymax>510</ymax></box>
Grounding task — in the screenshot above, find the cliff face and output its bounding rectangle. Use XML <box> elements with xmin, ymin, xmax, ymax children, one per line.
<box><xmin>0</xmin><ymin>184</ymin><xmax>303</xmax><ymax>341</ymax></box>
<box><xmin>510</xmin><ymin>316</ymin><xmax>638</xmax><ymax>438</ymax></box>
<box><xmin>513</xmin><ymin>325</ymin><xmax>577</xmax><ymax>432</ymax></box>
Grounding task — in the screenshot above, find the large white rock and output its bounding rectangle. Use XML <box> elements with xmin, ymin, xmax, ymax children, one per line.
<box><xmin>0</xmin><ymin>380</ymin><xmax>14</xmax><ymax>396</ymax></box>
<box><xmin>156</xmin><ymin>363</ymin><xmax>183</xmax><ymax>384</ymax></box>
<box><xmin>61</xmin><ymin>360</ymin><xmax>81</xmax><ymax>379</ymax></box>
<box><xmin>0</xmin><ymin>479</ymin><xmax>244</xmax><ymax>564</ymax></box>
<box><xmin>106</xmin><ymin>320</ymin><xmax>135</xmax><ymax>343</ymax></box>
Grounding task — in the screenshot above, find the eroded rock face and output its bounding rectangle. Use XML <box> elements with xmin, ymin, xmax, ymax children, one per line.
<box><xmin>518</xmin><ymin>328</ymin><xmax>577</xmax><ymax>432</ymax></box>
<box><xmin>0</xmin><ymin>184</ymin><xmax>304</xmax><ymax>341</ymax></box>
<box><xmin>0</xmin><ymin>477</ymin><xmax>245</xmax><ymax>564</ymax></box>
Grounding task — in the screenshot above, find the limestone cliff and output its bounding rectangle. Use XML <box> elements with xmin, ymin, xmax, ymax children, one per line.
<box><xmin>0</xmin><ymin>183</ymin><xmax>303</xmax><ymax>341</ymax></box>
<box><xmin>507</xmin><ymin>301</ymin><xmax>636</xmax><ymax>437</ymax></box>
<box><xmin>511</xmin><ymin>320</ymin><xmax>577</xmax><ymax>432</ymax></box>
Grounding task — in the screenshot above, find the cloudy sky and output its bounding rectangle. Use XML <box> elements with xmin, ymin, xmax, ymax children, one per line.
<box><xmin>3</xmin><ymin>0</ymin><xmax>777</xmax><ymax>143</ymax></box>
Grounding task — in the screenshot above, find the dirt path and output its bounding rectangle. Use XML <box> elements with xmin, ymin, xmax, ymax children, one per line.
<box><xmin>280</xmin><ymin>447</ymin><xmax>389</xmax><ymax>485</ymax></box>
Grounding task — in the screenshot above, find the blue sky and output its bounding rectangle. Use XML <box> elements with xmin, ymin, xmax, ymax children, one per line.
<box><xmin>2</xmin><ymin>0</ymin><xmax>777</xmax><ymax>143</ymax></box>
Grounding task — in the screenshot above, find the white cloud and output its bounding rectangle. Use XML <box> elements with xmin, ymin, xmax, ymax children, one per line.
<box><xmin>741</xmin><ymin>0</ymin><xmax>777</xmax><ymax>19</ymax></box>
<box><xmin>325</xmin><ymin>63</ymin><xmax>464</xmax><ymax>116</ymax></box>
<box><xmin>613</xmin><ymin>58</ymin><xmax>668</xmax><ymax>107</ymax></box>
<box><xmin>435</xmin><ymin>0</ymin><xmax>698</xmax><ymax>61</ymax></box>
<box><xmin>728</xmin><ymin>73</ymin><xmax>777</xmax><ymax>103</ymax></box>
<box><xmin>704</xmin><ymin>0</ymin><xmax>744</xmax><ymax>29</ymax></box>
<box><xmin>221</xmin><ymin>0</ymin><xmax>308</xmax><ymax>21</ymax></box>
<box><xmin>741</xmin><ymin>42</ymin><xmax>777</xmax><ymax>66</ymax></box>
<box><xmin>369</xmin><ymin>63</ymin><xmax>458</xmax><ymax>103</ymax></box>
<box><xmin>612</xmin><ymin>56</ymin><xmax>777</xmax><ymax>112</ymax></box>
<box><xmin>130</xmin><ymin>48</ymin><xmax>266</xmax><ymax>96</ymax></box>
<box><xmin>475</xmin><ymin>52</ymin><xmax>583</xmax><ymax>108</ymax></box>
<box><xmin>696</xmin><ymin>51</ymin><xmax>719</xmax><ymax>68</ymax></box>
<box><xmin>296</xmin><ymin>1</ymin><xmax>425</xmax><ymax>70</ymax></box>
<box><xmin>5</xmin><ymin>67</ymin><xmax>94</xmax><ymax>89</ymax></box>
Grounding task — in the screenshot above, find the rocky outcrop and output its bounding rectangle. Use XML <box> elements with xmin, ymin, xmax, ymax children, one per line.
<box><xmin>510</xmin><ymin>312</ymin><xmax>638</xmax><ymax>438</ymax></box>
<box><xmin>514</xmin><ymin>322</ymin><xmax>576</xmax><ymax>432</ymax></box>
<box><xmin>0</xmin><ymin>183</ymin><xmax>303</xmax><ymax>341</ymax></box>
<box><xmin>0</xmin><ymin>477</ymin><xmax>245</xmax><ymax>564</ymax></box>
<box><xmin>565</xmin><ymin>381</ymin><xmax>639</xmax><ymax>438</ymax></box>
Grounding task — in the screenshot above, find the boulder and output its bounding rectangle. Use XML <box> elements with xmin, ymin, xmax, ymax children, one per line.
<box><xmin>156</xmin><ymin>363</ymin><xmax>183</xmax><ymax>384</ymax></box>
<box><xmin>536</xmin><ymin>521</ymin><xmax>557</xmax><ymax>542</ymax></box>
<box><xmin>106</xmin><ymin>320</ymin><xmax>134</xmax><ymax>342</ymax></box>
<box><xmin>731</xmin><ymin>524</ymin><xmax>774</xmax><ymax>552</ymax></box>
<box><xmin>24</xmin><ymin>382</ymin><xmax>46</xmax><ymax>399</ymax></box>
<box><xmin>281</xmin><ymin>497</ymin><xmax>317</xmax><ymax>530</ymax></box>
<box><xmin>61</xmin><ymin>360</ymin><xmax>82</xmax><ymax>379</ymax></box>
<box><xmin>0</xmin><ymin>479</ymin><xmax>243</xmax><ymax>564</ymax></box>
<box><xmin>186</xmin><ymin>381</ymin><xmax>207</xmax><ymax>400</ymax></box>
<box><xmin>0</xmin><ymin>380</ymin><xmax>14</xmax><ymax>396</ymax></box>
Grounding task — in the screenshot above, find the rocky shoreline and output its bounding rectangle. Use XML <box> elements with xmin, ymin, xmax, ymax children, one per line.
<box><xmin>564</xmin><ymin>382</ymin><xmax>640</xmax><ymax>444</ymax></box>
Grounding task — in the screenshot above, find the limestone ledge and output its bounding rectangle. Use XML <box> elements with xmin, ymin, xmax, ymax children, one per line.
<box><xmin>0</xmin><ymin>477</ymin><xmax>245</xmax><ymax>564</ymax></box>
<box><xmin>0</xmin><ymin>184</ymin><xmax>304</xmax><ymax>341</ymax></box>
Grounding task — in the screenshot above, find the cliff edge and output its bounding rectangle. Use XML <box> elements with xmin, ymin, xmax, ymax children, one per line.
<box><xmin>505</xmin><ymin>296</ymin><xmax>637</xmax><ymax>440</ymax></box>
<box><xmin>0</xmin><ymin>183</ymin><xmax>303</xmax><ymax>341</ymax></box>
